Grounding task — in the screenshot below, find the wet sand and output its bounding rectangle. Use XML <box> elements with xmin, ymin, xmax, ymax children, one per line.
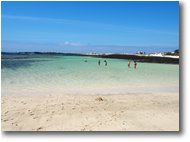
<box><xmin>1</xmin><ymin>93</ymin><xmax>179</xmax><ymax>131</ymax></box>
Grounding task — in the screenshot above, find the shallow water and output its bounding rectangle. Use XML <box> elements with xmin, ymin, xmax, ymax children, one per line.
<box><xmin>1</xmin><ymin>53</ymin><xmax>179</xmax><ymax>95</ymax></box>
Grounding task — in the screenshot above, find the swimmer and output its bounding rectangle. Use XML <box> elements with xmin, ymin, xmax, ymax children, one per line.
<box><xmin>134</xmin><ymin>61</ymin><xmax>137</xmax><ymax>69</ymax></box>
<box><xmin>104</xmin><ymin>60</ymin><xmax>107</xmax><ymax>66</ymax></box>
<box><xmin>98</xmin><ymin>60</ymin><xmax>100</xmax><ymax>66</ymax></box>
<box><xmin>128</xmin><ymin>60</ymin><xmax>131</xmax><ymax>68</ymax></box>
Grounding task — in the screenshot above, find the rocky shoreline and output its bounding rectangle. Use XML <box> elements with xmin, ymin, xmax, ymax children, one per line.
<box><xmin>93</xmin><ymin>54</ymin><xmax>179</xmax><ymax>64</ymax></box>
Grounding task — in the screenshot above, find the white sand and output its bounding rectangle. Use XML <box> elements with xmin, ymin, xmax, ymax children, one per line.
<box><xmin>1</xmin><ymin>93</ymin><xmax>179</xmax><ymax>131</ymax></box>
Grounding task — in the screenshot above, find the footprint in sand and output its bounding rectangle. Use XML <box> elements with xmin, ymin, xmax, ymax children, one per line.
<box><xmin>30</xmin><ymin>113</ymin><xmax>34</xmax><ymax>116</ymax></box>
<box><xmin>95</xmin><ymin>97</ymin><xmax>104</xmax><ymax>101</ymax></box>
<box><xmin>33</xmin><ymin>116</ymin><xmax>38</xmax><ymax>119</ymax></box>
<box><xmin>21</xmin><ymin>101</ymin><xmax>27</xmax><ymax>105</ymax></box>
<box><xmin>5</xmin><ymin>111</ymin><xmax>9</xmax><ymax>114</ymax></box>
<box><xmin>3</xmin><ymin>119</ymin><xmax>8</xmax><ymax>122</ymax></box>
<box><xmin>36</xmin><ymin>127</ymin><xmax>43</xmax><ymax>131</ymax></box>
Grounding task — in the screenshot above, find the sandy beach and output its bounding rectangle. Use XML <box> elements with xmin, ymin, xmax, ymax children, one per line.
<box><xmin>1</xmin><ymin>1</ymin><xmax>179</xmax><ymax>133</ymax></box>
<box><xmin>1</xmin><ymin>93</ymin><xmax>179</xmax><ymax>131</ymax></box>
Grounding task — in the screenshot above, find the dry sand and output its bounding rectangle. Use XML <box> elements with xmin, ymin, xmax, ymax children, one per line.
<box><xmin>1</xmin><ymin>93</ymin><xmax>179</xmax><ymax>131</ymax></box>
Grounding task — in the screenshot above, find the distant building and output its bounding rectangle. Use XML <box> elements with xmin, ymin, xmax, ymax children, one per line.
<box><xmin>87</xmin><ymin>52</ymin><xmax>97</xmax><ymax>55</ymax></box>
<box><xmin>136</xmin><ymin>51</ymin><xmax>145</xmax><ymax>55</ymax></box>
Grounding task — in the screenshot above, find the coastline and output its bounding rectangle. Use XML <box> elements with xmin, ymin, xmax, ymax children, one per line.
<box><xmin>2</xmin><ymin>93</ymin><xmax>179</xmax><ymax>131</ymax></box>
<box><xmin>95</xmin><ymin>54</ymin><xmax>179</xmax><ymax>64</ymax></box>
<box><xmin>2</xmin><ymin>52</ymin><xmax>179</xmax><ymax>64</ymax></box>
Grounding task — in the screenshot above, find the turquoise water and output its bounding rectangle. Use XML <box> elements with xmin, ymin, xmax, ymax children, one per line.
<box><xmin>1</xmin><ymin>53</ymin><xmax>179</xmax><ymax>95</ymax></box>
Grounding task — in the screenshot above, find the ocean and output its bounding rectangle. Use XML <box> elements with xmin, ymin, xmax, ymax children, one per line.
<box><xmin>1</xmin><ymin>53</ymin><xmax>179</xmax><ymax>96</ymax></box>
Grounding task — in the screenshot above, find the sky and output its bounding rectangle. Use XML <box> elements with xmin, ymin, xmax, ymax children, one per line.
<box><xmin>1</xmin><ymin>1</ymin><xmax>179</xmax><ymax>53</ymax></box>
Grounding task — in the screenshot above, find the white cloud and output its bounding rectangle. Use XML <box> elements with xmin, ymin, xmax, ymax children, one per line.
<box><xmin>61</xmin><ymin>41</ymin><xmax>85</xmax><ymax>47</ymax></box>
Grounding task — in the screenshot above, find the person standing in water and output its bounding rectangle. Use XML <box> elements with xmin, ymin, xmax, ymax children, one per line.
<box><xmin>98</xmin><ymin>60</ymin><xmax>101</xmax><ymax>66</ymax></box>
<box><xmin>104</xmin><ymin>60</ymin><xmax>107</xmax><ymax>66</ymax></box>
<box><xmin>134</xmin><ymin>61</ymin><xmax>137</xmax><ymax>69</ymax></box>
<box><xmin>128</xmin><ymin>60</ymin><xmax>131</xmax><ymax>68</ymax></box>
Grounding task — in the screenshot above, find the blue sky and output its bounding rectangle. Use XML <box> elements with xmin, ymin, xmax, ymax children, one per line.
<box><xmin>1</xmin><ymin>1</ymin><xmax>179</xmax><ymax>53</ymax></box>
